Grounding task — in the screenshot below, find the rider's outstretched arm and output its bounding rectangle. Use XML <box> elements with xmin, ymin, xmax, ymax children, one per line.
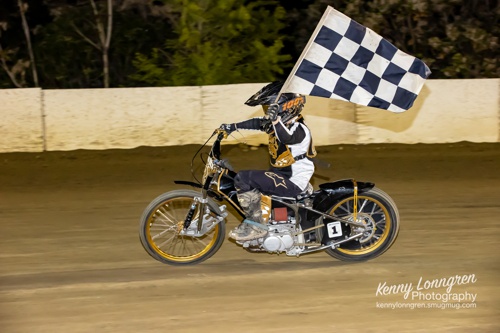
<box><xmin>234</xmin><ymin>117</ymin><xmax>266</xmax><ymax>131</ymax></box>
<box><xmin>221</xmin><ymin>117</ymin><xmax>269</xmax><ymax>134</ymax></box>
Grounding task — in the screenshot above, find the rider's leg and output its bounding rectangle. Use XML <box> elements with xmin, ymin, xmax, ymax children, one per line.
<box><xmin>228</xmin><ymin>189</ymin><xmax>268</xmax><ymax>240</ymax></box>
<box><xmin>237</xmin><ymin>188</ymin><xmax>263</xmax><ymax>223</ymax></box>
<box><xmin>228</xmin><ymin>172</ymin><xmax>268</xmax><ymax>241</ymax></box>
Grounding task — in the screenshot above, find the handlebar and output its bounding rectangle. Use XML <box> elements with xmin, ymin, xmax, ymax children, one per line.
<box><xmin>210</xmin><ymin>129</ymin><xmax>236</xmax><ymax>171</ymax></box>
<box><xmin>190</xmin><ymin>127</ymin><xmax>235</xmax><ymax>185</ymax></box>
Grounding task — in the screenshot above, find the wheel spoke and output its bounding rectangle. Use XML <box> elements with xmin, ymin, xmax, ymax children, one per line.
<box><xmin>151</xmin><ymin>226</ymin><xmax>176</xmax><ymax>240</ymax></box>
<box><xmin>370</xmin><ymin>203</ymin><xmax>377</xmax><ymax>215</ymax></box>
<box><xmin>338</xmin><ymin>204</ymin><xmax>351</xmax><ymax>214</ymax></box>
<box><xmin>156</xmin><ymin>233</ymin><xmax>177</xmax><ymax>249</ymax></box>
<box><xmin>358</xmin><ymin>199</ymin><xmax>368</xmax><ymax>212</ymax></box>
<box><xmin>160</xmin><ymin>206</ymin><xmax>179</xmax><ymax>223</ymax></box>
<box><xmin>191</xmin><ymin>236</ymin><xmax>209</xmax><ymax>249</ymax></box>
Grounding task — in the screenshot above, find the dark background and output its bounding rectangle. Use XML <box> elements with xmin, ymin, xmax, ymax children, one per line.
<box><xmin>0</xmin><ymin>0</ymin><xmax>498</xmax><ymax>88</ymax></box>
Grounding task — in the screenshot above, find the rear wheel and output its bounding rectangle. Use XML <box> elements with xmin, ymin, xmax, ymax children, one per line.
<box><xmin>139</xmin><ymin>190</ymin><xmax>226</xmax><ymax>265</ymax></box>
<box><xmin>318</xmin><ymin>187</ymin><xmax>399</xmax><ymax>261</ymax></box>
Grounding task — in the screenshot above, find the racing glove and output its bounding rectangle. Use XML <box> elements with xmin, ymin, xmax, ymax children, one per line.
<box><xmin>219</xmin><ymin>123</ymin><xmax>237</xmax><ymax>135</ymax></box>
<box><xmin>267</xmin><ymin>103</ymin><xmax>280</xmax><ymax>122</ymax></box>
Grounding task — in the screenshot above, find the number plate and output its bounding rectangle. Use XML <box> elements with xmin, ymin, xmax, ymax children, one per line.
<box><xmin>327</xmin><ymin>221</ymin><xmax>343</xmax><ymax>238</ymax></box>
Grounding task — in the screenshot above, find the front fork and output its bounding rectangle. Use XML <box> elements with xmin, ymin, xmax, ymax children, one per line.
<box><xmin>196</xmin><ymin>189</ymin><xmax>209</xmax><ymax>232</ymax></box>
<box><xmin>182</xmin><ymin>189</ymin><xmax>209</xmax><ymax>231</ymax></box>
<box><xmin>181</xmin><ymin>189</ymin><xmax>227</xmax><ymax>237</ymax></box>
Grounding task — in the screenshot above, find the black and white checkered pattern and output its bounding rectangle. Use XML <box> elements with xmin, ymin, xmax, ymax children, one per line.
<box><xmin>283</xmin><ymin>6</ymin><xmax>431</xmax><ymax>112</ymax></box>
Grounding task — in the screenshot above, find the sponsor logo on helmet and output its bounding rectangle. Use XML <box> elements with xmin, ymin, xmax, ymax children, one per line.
<box><xmin>281</xmin><ymin>96</ymin><xmax>305</xmax><ymax>111</ymax></box>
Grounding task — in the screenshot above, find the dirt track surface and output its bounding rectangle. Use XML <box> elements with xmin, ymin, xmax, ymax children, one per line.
<box><xmin>1</xmin><ymin>142</ymin><xmax>499</xmax><ymax>333</ymax></box>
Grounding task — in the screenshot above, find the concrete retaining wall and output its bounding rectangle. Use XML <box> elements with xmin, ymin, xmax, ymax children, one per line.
<box><xmin>0</xmin><ymin>79</ymin><xmax>498</xmax><ymax>152</ymax></box>
<box><xmin>0</xmin><ymin>88</ymin><xmax>44</xmax><ymax>152</ymax></box>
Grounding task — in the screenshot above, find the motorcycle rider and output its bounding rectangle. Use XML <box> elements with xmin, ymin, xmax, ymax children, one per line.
<box><xmin>219</xmin><ymin>81</ymin><xmax>316</xmax><ymax>241</ymax></box>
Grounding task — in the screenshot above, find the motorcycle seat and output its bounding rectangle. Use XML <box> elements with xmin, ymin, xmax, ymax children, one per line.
<box><xmin>271</xmin><ymin>183</ymin><xmax>314</xmax><ymax>203</ymax></box>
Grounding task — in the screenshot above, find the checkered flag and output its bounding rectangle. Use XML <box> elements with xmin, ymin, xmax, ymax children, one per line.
<box><xmin>281</xmin><ymin>6</ymin><xmax>431</xmax><ymax>112</ymax></box>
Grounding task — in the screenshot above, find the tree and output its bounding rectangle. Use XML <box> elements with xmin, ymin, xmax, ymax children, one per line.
<box><xmin>0</xmin><ymin>0</ymin><xmax>45</xmax><ymax>88</ymax></box>
<box><xmin>33</xmin><ymin>0</ymin><xmax>174</xmax><ymax>88</ymax></box>
<box><xmin>0</xmin><ymin>22</ymin><xmax>29</xmax><ymax>88</ymax></box>
<box><xmin>130</xmin><ymin>0</ymin><xmax>291</xmax><ymax>86</ymax></box>
<box><xmin>72</xmin><ymin>0</ymin><xmax>113</xmax><ymax>88</ymax></box>
<box><xmin>18</xmin><ymin>0</ymin><xmax>38</xmax><ymax>86</ymax></box>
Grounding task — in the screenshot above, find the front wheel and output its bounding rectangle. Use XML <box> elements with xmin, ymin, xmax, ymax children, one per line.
<box><xmin>139</xmin><ymin>190</ymin><xmax>226</xmax><ymax>265</ymax></box>
<box><xmin>317</xmin><ymin>187</ymin><xmax>400</xmax><ymax>261</ymax></box>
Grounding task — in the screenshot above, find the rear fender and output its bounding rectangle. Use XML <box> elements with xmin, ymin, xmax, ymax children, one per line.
<box><xmin>307</xmin><ymin>179</ymin><xmax>375</xmax><ymax>222</ymax></box>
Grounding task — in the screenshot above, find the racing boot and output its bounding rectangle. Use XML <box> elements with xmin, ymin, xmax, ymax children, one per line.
<box><xmin>229</xmin><ymin>189</ymin><xmax>268</xmax><ymax>241</ymax></box>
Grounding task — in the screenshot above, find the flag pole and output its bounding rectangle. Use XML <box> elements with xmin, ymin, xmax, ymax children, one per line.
<box><xmin>274</xmin><ymin>5</ymin><xmax>335</xmax><ymax>102</ymax></box>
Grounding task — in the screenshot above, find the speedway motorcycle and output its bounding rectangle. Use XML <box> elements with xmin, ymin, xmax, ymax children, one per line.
<box><xmin>139</xmin><ymin>130</ymin><xmax>400</xmax><ymax>266</ymax></box>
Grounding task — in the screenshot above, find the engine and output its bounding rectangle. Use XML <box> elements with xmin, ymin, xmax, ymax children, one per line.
<box><xmin>240</xmin><ymin>222</ymin><xmax>303</xmax><ymax>255</ymax></box>
<box><xmin>262</xmin><ymin>225</ymin><xmax>295</xmax><ymax>252</ymax></box>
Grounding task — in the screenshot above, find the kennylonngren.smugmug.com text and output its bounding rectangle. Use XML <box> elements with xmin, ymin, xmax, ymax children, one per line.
<box><xmin>375</xmin><ymin>302</ymin><xmax>477</xmax><ymax>310</ymax></box>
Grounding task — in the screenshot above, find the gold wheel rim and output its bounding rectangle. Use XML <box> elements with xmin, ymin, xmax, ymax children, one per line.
<box><xmin>332</xmin><ymin>196</ymin><xmax>391</xmax><ymax>255</ymax></box>
<box><xmin>146</xmin><ymin>198</ymin><xmax>219</xmax><ymax>262</ymax></box>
